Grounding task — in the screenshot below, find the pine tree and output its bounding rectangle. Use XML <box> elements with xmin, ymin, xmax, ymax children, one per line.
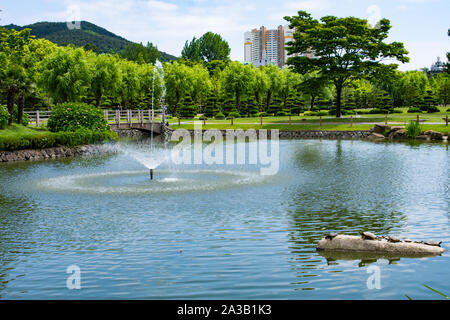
<box><xmin>268</xmin><ymin>96</ymin><xmax>282</xmax><ymax>115</ymax></box>
<box><xmin>421</xmin><ymin>90</ymin><xmax>439</xmax><ymax>112</ymax></box>
<box><xmin>179</xmin><ymin>94</ymin><xmax>197</xmax><ymax>118</ymax></box>
<box><xmin>203</xmin><ymin>91</ymin><xmax>219</xmax><ymax>117</ymax></box>
<box><xmin>291</xmin><ymin>93</ymin><xmax>305</xmax><ymax>115</ymax></box>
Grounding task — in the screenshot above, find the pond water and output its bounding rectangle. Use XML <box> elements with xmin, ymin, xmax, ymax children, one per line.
<box><xmin>0</xmin><ymin>139</ymin><xmax>448</xmax><ymax>299</ymax></box>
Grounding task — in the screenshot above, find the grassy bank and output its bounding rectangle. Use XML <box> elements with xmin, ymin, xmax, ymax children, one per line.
<box><xmin>0</xmin><ymin>124</ymin><xmax>118</xmax><ymax>151</ymax></box>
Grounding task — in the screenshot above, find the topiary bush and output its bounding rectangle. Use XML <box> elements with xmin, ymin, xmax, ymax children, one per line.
<box><xmin>276</xmin><ymin>111</ymin><xmax>288</xmax><ymax>116</ymax></box>
<box><xmin>260</xmin><ymin>112</ymin><xmax>271</xmax><ymax>117</ymax></box>
<box><xmin>215</xmin><ymin>112</ymin><xmax>225</xmax><ymax>120</ymax></box>
<box><xmin>407</xmin><ymin>107</ymin><xmax>422</xmax><ymax>113</ymax></box>
<box><xmin>426</xmin><ymin>106</ymin><xmax>440</xmax><ymax>113</ymax></box>
<box><xmin>0</xmin><ymin>105</ymin><xmax>9</xmax><ymax>129</ymax></box>
<box><xmin>227</xmin><ymin>111</ymin><xmax>241</xmax><ymax>119</ymax></box>
<box><xmin>47</xmin><ymin>103</ymin><xmax>110</xmax><ymax>132</ymax></box>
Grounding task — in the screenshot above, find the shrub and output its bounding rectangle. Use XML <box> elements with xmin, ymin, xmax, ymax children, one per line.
<box><xmin>276</xmin><ymin>111</ymin><xmax>288</xmax><ymax>116</ymax></box>
<box><xmin>447</xmin><ymin>108</ymin><xmax>450</xmax><ymax>112</ymax></box>
<box><xmin>260</xmin><ymin>112</ymin><xmax>271</xmax><ymax>117</ymax></box>
<box><xmin>13</xmin><ymin>106</ymin><xmax>30</xmax><ymax>126</ymax></box>
<box><xmin>405</xmin><ymin>120</ymin><xmax>422</xmax><ymax>139</ymax></box>
<box><xmin>47</xmin><ymin>103</ymin><xmax>110</xmax><ymax>132</ymax></box>
<box><xmin>0</xmin><ymin>129</ymin><xmax>118</xmax><ymax>151</ymax></box>
<box><xmin>227</xmin><ymin>111</ymin><xmax>241</xmax><ymax>119</ymax></box>
<box><xmin>0</xmin><ymin>105</ymin><xmax>9</xmax><ymax>129</ymax></box>
<box><xmin>357</xmin><ymin>109</ymin><xmax>371</xmax><ymax>115</ymax></box>
<box><xmin>199</xmin><ymin>115</ymin><xmax>207</xmax><ymax>120</ymax></box>
<box><xmin>426</xmin><ymin>106</ymin><xmax>440</xmax><ymax>113</ymax></box>
<box><xmin>392</xmin><ymin>109</ymin><xmax>403</xmax><ymax>114</ymax></box>
<box><xmin>215</xmin><ymin>112</ymin><xmax>225</xmax><ymax>120</ymax></box>
<box><xmin>369</xmin><ymin>108</ymin><xmax>384</xmax><ymax>114</ymax></box>
<box><xmin>407</xmin><ymin>107</ymin><xmax>422</xmax><ymax>113</ymax></box>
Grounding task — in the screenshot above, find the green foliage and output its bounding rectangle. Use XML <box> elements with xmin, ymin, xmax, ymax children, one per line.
<box><xmin>181</xmin><ymin>32</ymin><xmax>230</xmax><ymax>63</ymax></box>
<box><xmin>3</xmin><ymin>21</ymin><xmax>176</xmax><ymax>60</ymax></box>
<box><xmin>227</xmin><ymin>111</ymin><xmax>241</xmax><ymax>119</ymax></box>
<box><xmin>178</xmin><ymin>94</ymin><xmax>197</xmax><ymax>119</ymax></box>
<box><xmin>407</xmin><ymin>107</ymin><xmax>422</xmax><ymax>113</ymax></box>
<box><xmin>285</xmin><ymin>11</ymin><xmax>409</xmax><ymax>117</ymax></box>
<box><xmin>47</xmin><ymin>103</ymin><xmax>110</xmax><ymax>132</ymax></box>
<box><xmin>276</xmin><ymin>111</ymin><xmax>288</xmax><ymax>116</ymax></box>
<box><xmin>13</xmin><ymin>106</ymin><xmax>30</xmax><ymax>126</ymax></box>
<box><xmin>0</xmin><ymin>129</ymin><xmax>117</xmax><ymax>151</ymax></box>
<box><xmin>39</xmin><ymin>46</ymin><xmax>91</xmax><ymax>103</ymax></box>
<box><xmin>215</xmin><ymin>112</ymin><xmax>225</xmax><ymax>120</ymax></box>
<box><xmin>405</xmin><ymin>120</ymin><xmax>422</xmax><ymax>139</ymax></box>
<box><xmin>0</xmin><ymin>105</ymin><xmax>9</xmax><ymax>129</ymax></box>
<box><xmin>120</xmin><ymin>42</ymin><xmax>161</xmax><ymax>64</ymax></box>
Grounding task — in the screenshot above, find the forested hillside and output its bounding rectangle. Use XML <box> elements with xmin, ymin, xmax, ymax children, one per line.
<box><xmin>3</xmin><ymin>21</ymin><xmax>177</xmax><ymax>61</ymax></box>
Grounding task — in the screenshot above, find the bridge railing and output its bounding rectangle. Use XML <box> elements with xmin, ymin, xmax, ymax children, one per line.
<box><xmin>25</xmin><ymin>109</ymin><xmax>163</xmax><ymax>128</ymax></box>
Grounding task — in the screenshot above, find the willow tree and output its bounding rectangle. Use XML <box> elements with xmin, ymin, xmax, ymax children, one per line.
<box><xmin>39</xmin><ymin>46</ymin><xmax>91</xmax><ymax>103</ymax></box>
<box><xmin>285</xmin><ymin>11</ymin><xmax>409</xmax><ymax>117</ymax></box>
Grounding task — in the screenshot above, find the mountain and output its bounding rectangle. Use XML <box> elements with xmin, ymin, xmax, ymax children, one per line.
<box><xmin>3</xmin><ymin>21</ymin><xmax>177</xmax><ymax>61</ymax></box>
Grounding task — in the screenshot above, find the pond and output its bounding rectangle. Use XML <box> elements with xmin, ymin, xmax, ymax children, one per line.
<box><xmin>0</xmin><ymin>139</ymin><xmax>448</xmax><ymax>299</ymax></box>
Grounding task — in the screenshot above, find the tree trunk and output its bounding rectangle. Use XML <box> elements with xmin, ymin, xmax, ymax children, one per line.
<box><xmin>335</xmin><ymin>82</ymin><xmax>343</xmax><ymax>118</ymax></box>
<box><xmin>310</xmin><ymin>95</ymin><xmax>316</xmax><ymax>110</ymax></box>
<box><xmin>266</xmin><ymin>91</ymin><xmax>272</xmax><ymax>111</ymax></box>
<box><xmin>96</xmin><ymin>88</ymin><xmax>102</xmax><ymax>108</ymax></box>
<box><xmin>7</xmin><ymin>87</ymin><xmax>16</xmax><ymax>126</ymax></box>
<box><xmin>17</xmin><ymin>94</ymin><xmax>25</xmax><ymax>125</ymax></box>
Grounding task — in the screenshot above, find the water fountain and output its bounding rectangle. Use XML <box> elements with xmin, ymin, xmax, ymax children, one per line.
<box><xmin>118</xmin><ymin>60</ymin><xmax>168</xmax><ymax>180</ymax></box>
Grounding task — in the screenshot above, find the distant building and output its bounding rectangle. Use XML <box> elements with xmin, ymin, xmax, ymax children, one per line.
<box><xmin>430</xmin><ymin>57</ymin><xmax>445</xmax><ymax>74</ymax></box>
<box><xmin>244</xmin><ymin>25</ymin><xmax>311</xmax><ymax>68</ymax></box>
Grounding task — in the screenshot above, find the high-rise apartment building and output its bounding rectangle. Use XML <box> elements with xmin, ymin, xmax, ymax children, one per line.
<box><xmin>244</xmin><ymin>25</ymin><xmax>304</xmax><ymax>68</ymax></box>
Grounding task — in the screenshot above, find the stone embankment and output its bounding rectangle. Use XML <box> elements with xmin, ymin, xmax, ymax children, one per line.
<box><xmin>368</xmin><ymin>124</ymin><xmax>448</xmax><ymax>141</ymax></box>
<box><xmin>0</xmin><ymin>144</ymin><xmax>116</xmax><ymax>163</ymax></box>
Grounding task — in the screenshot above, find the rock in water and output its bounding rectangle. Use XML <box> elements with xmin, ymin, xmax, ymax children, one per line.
<box><xmin>317</xmin><ymin>235</ymin><xmax>445</xmax><ymax>255</ymax></box>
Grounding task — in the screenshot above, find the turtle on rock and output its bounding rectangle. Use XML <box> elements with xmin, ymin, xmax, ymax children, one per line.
<box><xmin>424</xmin><ymin>241</ymin><xmax>442</xmax><ymax>247</ymax></box>
<box><xmin>387</xmin><ymin>236</ymin><xmax>401</xmax><ymax>243</ymax></box>
<box><xmin>325</xmin><ymin>233</ymin><xmax>338</xmax><ymax>240</ymax></box>
<box><xmin>360</xmin><ymin>232</ymin><xmax>377</xmax><ymax>240</ymax></box>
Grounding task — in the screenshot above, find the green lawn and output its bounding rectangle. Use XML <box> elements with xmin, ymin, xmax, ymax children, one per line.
<box><xmin>167</xmin><ymin>107</ymin><xmax>449</xmax><ymax>134</ymax></box>
<box><xmin>0</xmin><ymin>124</ymin><xmax>50</xmax><ymax>137</ymax></box>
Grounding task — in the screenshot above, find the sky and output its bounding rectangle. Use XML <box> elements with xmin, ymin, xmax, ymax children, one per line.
<box><xmin>1</xmin><ymin>0</ymin><xmax>449</xmax><ymax>71</ymax></box>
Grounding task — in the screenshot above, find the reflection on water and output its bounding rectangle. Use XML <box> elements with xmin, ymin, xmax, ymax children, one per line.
<box><xmin>0</xmin><ymin>139</ymin><xmax>448</xmax><ymax>299</ymax></box>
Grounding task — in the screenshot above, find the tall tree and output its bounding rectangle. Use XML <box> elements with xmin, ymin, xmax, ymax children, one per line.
<box><xmin>89</xmin><ymin>53</ymin><xmax>121</xmax><ymax>107</ymax></box>
<box><xmin>285</xmin><ymin>11</ymin><xmax>409</xmax><ymax>117</ymax></box>
<box><xmin>0</xmin><ymin>28</ymin><xmax>33</xmax><ymax>125</ymax></box>
<box><xmin>182</xmin><ymin>32</ymin><xmax>231</xmax><ymax>63</ymax></box>
<box><xmin>121</xmin><ymin>42</ymin><xmax>161</xmax><ymax>64</ymax></box>
<box><xmin>39</xmin><ymin>46</ymin><xmax>91</xmax><ymax>103</ymax></box>
<box><xmin>220</xmin><ymin>61</ymin><xmax>255</xmax><ymax>111</ymax></box>
<box><xmin>181</xmin><ymin>37</ymin><xmax>202</xmax><ymax>62</ymax></box>
<box><xmin>199</xmin><ymin>32</ymin><xmax>231</xmax><ymax>62</ymax></box>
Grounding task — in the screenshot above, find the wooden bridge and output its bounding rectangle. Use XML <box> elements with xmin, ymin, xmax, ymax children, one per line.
<box><xmin>25</xmin><ymin>109</ymin><xmax>165</xmax><ymax>134</ymax></box>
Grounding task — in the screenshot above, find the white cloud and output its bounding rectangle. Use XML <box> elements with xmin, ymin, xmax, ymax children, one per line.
<box><xmin>285</xmin><ymin>0</ymin><xmax>330</xmax><ymax>11</ymax></box>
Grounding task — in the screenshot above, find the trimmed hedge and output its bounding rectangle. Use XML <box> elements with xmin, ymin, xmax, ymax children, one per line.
<box><xmin>215</xmin><ymin>112</ymin><xmax>225</xmax><ymax>120</ymax></box>
<box><xmin>0</xmin><ymin>129</ymin><xmax>118</xmax><ymax>151</ymax></box>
